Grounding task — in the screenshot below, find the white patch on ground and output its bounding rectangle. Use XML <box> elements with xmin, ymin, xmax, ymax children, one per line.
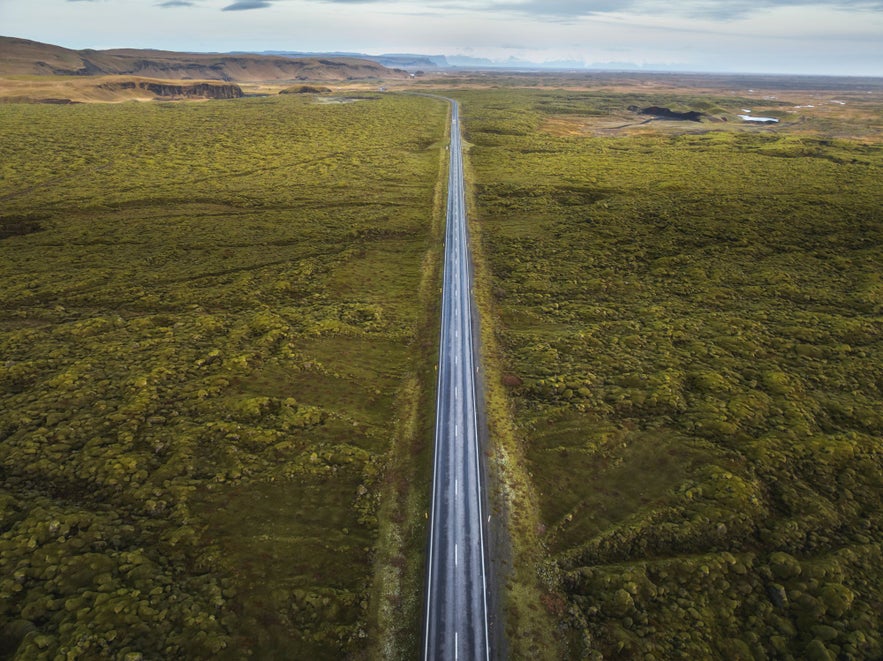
<box><xmin>738</xmin><ymin>115</ymin><xmax>779</xmax><ymax>122</ymax></box>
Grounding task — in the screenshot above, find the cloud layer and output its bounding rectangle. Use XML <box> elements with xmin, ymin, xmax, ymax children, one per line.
<box><xmin>137</xmin><ymin>0</ymin><xmax>883</xmax><ymax>19</ymax></box>
<box><xmin>15</xmin><ymin>0</ymin><xmax>881</xmax><ymax>75</ymax></box>
<box><xmin>222</xmin><ymin>0</ymin><xmax>273</xmax><ymax>9</ymax></box>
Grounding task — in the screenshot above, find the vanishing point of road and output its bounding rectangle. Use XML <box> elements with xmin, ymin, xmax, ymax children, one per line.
<box><xmin>423</xmin><ymin>99</ymin><xmax>492</xmax><ymax>660</ymax></box>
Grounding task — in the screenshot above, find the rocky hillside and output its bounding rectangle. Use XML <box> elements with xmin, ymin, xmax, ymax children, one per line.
<box><xmin>0</xmin><ymin>36</ymin><xmax>409</xmax><ymax>82</ymax></box>
<box><xmin>0</xmin><ymin>75</ymin><xmax>247</xmax><ymax>104</ymax></box>
<box><xmin>98</xmin><ymin>80</ymin><xmax>243</xmax><ymax>99</ymax></box>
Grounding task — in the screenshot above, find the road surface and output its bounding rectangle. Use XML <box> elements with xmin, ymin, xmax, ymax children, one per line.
<box><xmin>423</xmin><ymin>100</ymin><xmax>491</xmax><ymax>660</ymax></box>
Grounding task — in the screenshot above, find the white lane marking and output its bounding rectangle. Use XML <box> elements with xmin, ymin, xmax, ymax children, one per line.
<box><xmin>470</xmin><ymin>343</ymin><xmax>492</xmax><ymax>661</ymax></box>
<box><xmin>455</xmin><ymin>479</ymin><xmax>458</xmax><ymax>496</ymax></box>
<box><xmin>427</xmin><ymin>99</ymin><xmax>492</xmax><ymax>661</ymax></box>
<box><xmin>455</xmin><ymin>425</ymin><xmax>459</xmax><ymax>438</ymax></box>
<box><xmin>455</xmin><ymin>543</ymin><xmax>458</xmax><ymax>566</ymax></box>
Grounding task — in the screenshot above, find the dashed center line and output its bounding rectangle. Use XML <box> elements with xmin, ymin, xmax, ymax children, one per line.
<box><xmin>424</xmin><ymin>99</ymin><xmax>490</xmax><ymax>661</ymax></box>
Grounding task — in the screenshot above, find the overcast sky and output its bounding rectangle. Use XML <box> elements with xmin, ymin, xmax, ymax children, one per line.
<box><xmin>2</xmin><ymin>0</ymin><xmax>882</xmax><ymax>75</ymax></box>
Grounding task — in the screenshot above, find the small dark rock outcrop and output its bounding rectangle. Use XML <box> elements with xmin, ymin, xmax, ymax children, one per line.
<box><xmin>766</xmin><ymin>583</ymin><xmax>789</xmax><ymax>609</ymax></box>
<box><xmin>628</xmin><ymin>105</ymin><xmax>705</xmax><ymax>122</ymax></box>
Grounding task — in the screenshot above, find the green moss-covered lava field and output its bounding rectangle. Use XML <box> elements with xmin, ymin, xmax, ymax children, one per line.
<box><xmin>1</xmin><ymin>73</ymin><xmax>882</xmax><ymax>660</ymax></box>
<box><xmin>455</xmin><ymin>84</ymin><xmax>883</xmax><ymax>659</ymax></box>
<box><xmin>0</xmin><ymin>93</ymin><xmax>447</xmax><ymax>659</ymax></box>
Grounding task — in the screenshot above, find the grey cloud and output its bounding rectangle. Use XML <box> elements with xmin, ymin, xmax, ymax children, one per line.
<box><xmin>158</xmin><ymin>0</ymin><xmax>196</xmax><ymax>6</ymax></box>
<box><xmin>206</xmin><ymin>0</ymin><xmax>883</xmax><ymax>18</ymax></box>
<box><xmin>479</xmin><ymin>0</ymin><xmax>883</xmax><ymax>20</ymax></box>
<box><xmin>666</xmin><ymin>0</ymin><xmax>883</xmax><ymax>19</ymax></box>
<box><xmin>223</xmin><ymin>0</ymin><xmax>386</xmax><ymax>13</ymax></box>
<box><xmin>223</xmin><ymin>0</ymin><xmax>274</xmax><ymax>10</ymax></box>
<box><xmin>493</xmin><ymin>0</ymin><xmax>632</xmax><ymax>18</ymax></box>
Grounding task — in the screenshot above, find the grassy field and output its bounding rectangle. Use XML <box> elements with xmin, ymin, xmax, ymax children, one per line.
<box><xmin>0</xmin><ymin>93</ymin><xmax>447</xmax><ymax>659</ymax></box>
<box><xmin>456</xmin><ymin>86</ymin><xmax>883</xmax><ymax>659</ymax></box>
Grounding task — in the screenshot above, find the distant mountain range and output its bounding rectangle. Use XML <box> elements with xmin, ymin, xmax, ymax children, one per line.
<box><xmin>250</xmin><ymin>51</ymin><xmax>448</xmax><ymax>70</ymax></box>
<box><xmin>0</xmin><ymin>36</ymin><xmax>684</xmax><ymax>77</ymax></box>
<box><xmin>0</xmin><ymin>36</ymin><xmax>410</xmax><ymax>82</ymax></box>
<box><xmin>251</xmin><ymin>51</ymin><xmax>635</xmax><ymax>71</ymax></box>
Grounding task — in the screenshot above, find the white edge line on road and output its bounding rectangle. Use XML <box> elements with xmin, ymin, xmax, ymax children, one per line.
<box><xmin>423</xmin><ymin>98</ymin><xmax>456</xmax><ymax>661</ymax></box>
<box><xmin>460</xmin><ymin>105</ymin><xmax>493</xmax><ymax>661</ymax></box>
<box><xmin>423</xmin><ymin>96</ymin><xmax>492</xmax><ymax>661</ymax></box>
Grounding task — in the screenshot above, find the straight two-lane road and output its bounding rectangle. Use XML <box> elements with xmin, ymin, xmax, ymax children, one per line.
<box><xmin>423</xmin><ymin>100</ymin><xmax>492</xmax><ymax>660</ymax></box>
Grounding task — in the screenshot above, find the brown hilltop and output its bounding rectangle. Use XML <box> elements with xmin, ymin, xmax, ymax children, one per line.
<box><xmin>0</xmin><ymin>36</ymin><xmax>89</xmax><ymax>75</ymax></box>
<box><xmin>0</xmin><ymin>36</ymin><xmax>409</xmax><ymax>82</ymax></box>
<box><xmin>0</xmin><ymin>36</ymin><xmax>408</xmax><ymax>102</ymax></box>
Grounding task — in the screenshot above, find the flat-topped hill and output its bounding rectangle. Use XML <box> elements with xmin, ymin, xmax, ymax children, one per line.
<box><xmin>0</xmin><ymin>36</ymin><xmax>408</xmax><ymax>82</ymax></box>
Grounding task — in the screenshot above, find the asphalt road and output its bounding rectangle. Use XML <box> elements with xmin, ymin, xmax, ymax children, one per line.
<box><xmin>423</xmin><ymin>100</ymin><xmax>491</xmax><ymax>660</ymax></box>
